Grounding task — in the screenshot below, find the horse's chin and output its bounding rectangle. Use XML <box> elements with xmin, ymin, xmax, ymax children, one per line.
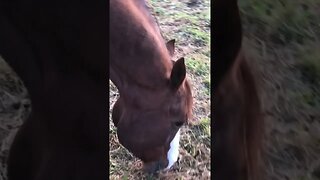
<box><xmin>165</xmin><ymin>128</ymin><xmax>181</xmax><ymax>170</ymax></box>
<box><xmin>142</xmin><ymin>129</ymin><xmax>181</xmax><ymax>174</ymax></box>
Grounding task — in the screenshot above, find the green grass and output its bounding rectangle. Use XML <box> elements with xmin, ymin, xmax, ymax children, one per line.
<box><xmin>149</xmin><ymin>0</ymin><xmax>210</xmax><ymax>104</ymax></box>
<box><xmin>199</xmin><ymin>117</ymin><xmax>210</xmax><ymax>137</ymax></box>
<box><xmin>185</xmin><ymin>56</ymin><xmax>210</xmax><ymax>96</ymax></box>
<box><xmin>296</xmin><ymin>45</ymin><xmax>320</xmax><ymax>86</ymax></box>
<box><xmin>293</xmin><ymin>89</ymin><xmax>320</xmax><ymax>108</ymax></box>
<box><xmin>149</xmin><ymin>0</ymin><xmax>211</xmax><ymax>106</ymax></box>
<box><xmin>240</xmin><ymin>0</ymin><xmax>320</xmax><ymax>100</ymax></box>
<box><xmin>182</xmin><ymin>27</ymin><xmax>210</xmax><ymax>46</ymax></box>
<box><xmin>239</xmin><ymin>0</ymin><xmax>320</xmax><ymax>45</ymax></box>
<box><xmin>185</xmin><ymin>57</ymin><xmax>209</xmax><ymax>76</ymax></box>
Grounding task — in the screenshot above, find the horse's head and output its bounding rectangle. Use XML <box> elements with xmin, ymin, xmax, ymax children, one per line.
<box><xmin>112</xmin><ymin>39</ymin><xmax>193</xmax><ymax>173</ymax></box>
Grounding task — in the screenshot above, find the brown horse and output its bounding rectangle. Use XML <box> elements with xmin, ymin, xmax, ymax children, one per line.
<box><xmin>0</xmin><ymin>1</ymin><xmax>107</xmax><ymax>180</ymax></box>
<box><xmin>110</xmin><ymin>0</ymin><xmax>193</xmax><ymax>173</ymax></box>
<box><xmin>213</xmin><ymin>0</ymin><xmax>264</xmax><ymax>180</ymax></box>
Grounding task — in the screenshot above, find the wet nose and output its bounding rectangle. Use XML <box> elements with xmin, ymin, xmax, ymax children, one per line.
<box><xmin>143</xmin><ymin>160</ymin><xmax>168</xmax><ymax>174</ymax></box>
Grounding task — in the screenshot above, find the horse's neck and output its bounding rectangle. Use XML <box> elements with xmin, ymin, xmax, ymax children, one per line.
<box><xmin>110</xmin><ymin>0</ymin><xmax>171</xmax><ymax>94</ymax></box>
<box><xmin>109</xmin><ymin>53</ymin><xmax>171</xmax><ymax>89</ymax></box>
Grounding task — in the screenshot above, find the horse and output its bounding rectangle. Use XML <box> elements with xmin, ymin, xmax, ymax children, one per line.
<box><xmin>110</xmin><ymin>0</ymin><xmax>193</xmax><ymax>173</ymax></box>
<box><xmin>213</xmin><ymin>0</ymin><xmax>264</xmax><ymax>179</ymax></box>
<box><xmin>0</xmin><ymin>0</ymin><xmax>107</xmax><ymax>179</ymax></box>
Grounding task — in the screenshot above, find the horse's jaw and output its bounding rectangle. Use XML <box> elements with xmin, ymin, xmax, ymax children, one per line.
<box><xmin>165</xmin><ymin>128</ymin><xmax>181</xmax><ymax>170</ymax></box>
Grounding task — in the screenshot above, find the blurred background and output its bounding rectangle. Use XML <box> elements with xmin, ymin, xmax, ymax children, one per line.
<box><xmin>239</xmin><ymin>0</ymin><xmax>320</xmax><ymax>179</ymax></box>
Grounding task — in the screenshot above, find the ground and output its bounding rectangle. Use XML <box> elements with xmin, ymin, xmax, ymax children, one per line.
<box><xmin>240</xmin><ymin>0</ymin><xmax>320</xmax><ymax>179</ymax></box>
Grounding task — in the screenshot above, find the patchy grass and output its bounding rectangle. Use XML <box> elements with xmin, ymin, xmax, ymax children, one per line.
<box><xmin>109</xmin><ymin>0</ymin><xmax>210</xmax><ymax>179</ymax></box>
<box><xmin>185</xmin><ymin>57</ymin><xmax>209</xmax><ymax>76</ymax></box>
<box><xmin>239</xmin><ymin>0</ymin><xmax>320</xmax><ymax>179</ymax></box>
<box><xmin>240</xmin><ymin>0</ymin><xmax>320</xmax><ymax>45</ymax></box>
<box><xmin>296</xmin><ymin>44</ymin><xmax>320</xmax><ymax>86</ymax></box>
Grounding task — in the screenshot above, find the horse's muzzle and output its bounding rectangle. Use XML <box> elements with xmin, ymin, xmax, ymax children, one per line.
<box><xmin>143</xmin><ymin>159</ymin><xmax>169</xmax><ymax>174</ymax></box>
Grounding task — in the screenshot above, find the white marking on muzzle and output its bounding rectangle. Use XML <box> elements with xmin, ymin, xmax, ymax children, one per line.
<box><xmin>165</xmin><ymin>128</ymin><xmax>181</xmax><ymax>170</ymax></box>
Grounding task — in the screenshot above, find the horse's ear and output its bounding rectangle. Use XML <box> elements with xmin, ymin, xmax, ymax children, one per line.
<box><xmin>166</xmin><ymin>39</ymin><xmax>175</xmax><ymax>57</ymax></box>
<box><xmin>170</xmin><ymin>57</ymin><xmax>186</xmax><ymax>90</ymax></box>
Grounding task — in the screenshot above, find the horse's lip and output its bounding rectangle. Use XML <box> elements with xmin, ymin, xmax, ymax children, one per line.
<box><xmin>142</xmin><ymin>133</ymin><xmax>180</xmax><ymax>174</ymax></box>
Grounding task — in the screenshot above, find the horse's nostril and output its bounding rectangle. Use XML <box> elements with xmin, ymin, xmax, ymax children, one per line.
<box><xmin>12</xmin><ymin>102</ymin><xmax>21</xmax><ymax>110</ymax></box>
<box><xmin>174</xmin><ymin>121</ymin><xmax>184</xmax><ymax>127</ymax></box>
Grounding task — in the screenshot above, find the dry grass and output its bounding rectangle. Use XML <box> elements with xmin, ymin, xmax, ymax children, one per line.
<box><xmin>240</xmin><ymin>0</ymin><xmax>320</xmax><ymax>179</ymax></box>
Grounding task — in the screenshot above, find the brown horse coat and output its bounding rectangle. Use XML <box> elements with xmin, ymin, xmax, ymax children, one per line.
<box><xmin>213</xmin><ymin>0</ymin><xmax>263</xmax><ymax>179</ymax></box>
<box><xmin>110</xmin><ymin>0</ymin><xmax>193</xmax><ymax>173</ymax></box>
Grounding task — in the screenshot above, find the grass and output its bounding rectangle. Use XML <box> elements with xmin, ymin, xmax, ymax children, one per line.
<box><xmin>239</xmin><ymin>0</ymin><xmax>320</xmax><ymax>179</ymax></box>
<box><xmin>240</xmin><ymin>0</ymin><xmax>320</xmax><ymax>45</ymax></box>
<box><xmin>296</xmin><ymin>44</ymin><xmax>320</xmax><ymax>86</ymax></box>
<box><xmin>185</xmin><ymin>57</ymin><xmax>209</xmax><ymax>76</ymax></box>
<box><xmin>109</xmin><ymin>0</ymin><xmax>210</xmax><ymax>179</ymax></box>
